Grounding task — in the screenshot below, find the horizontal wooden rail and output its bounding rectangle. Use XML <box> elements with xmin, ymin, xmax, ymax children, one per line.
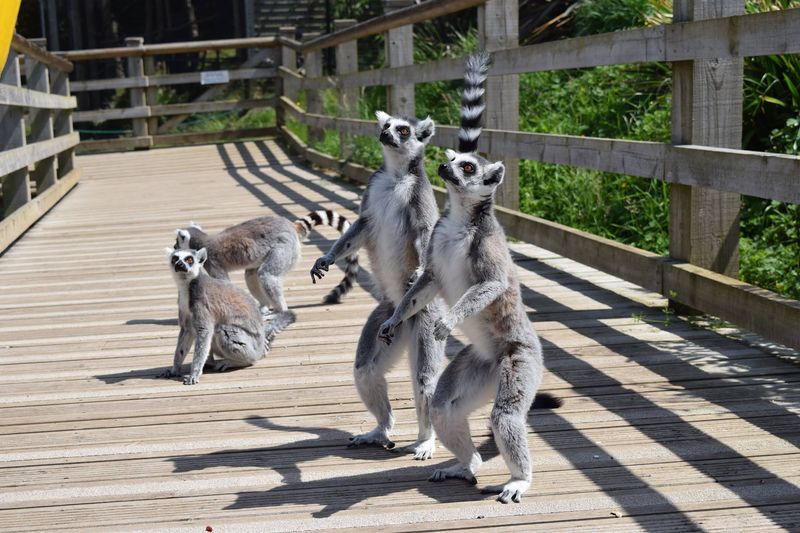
<box><xmin>74</xmin><ymin>98</ymin><xmax>276</xmax><ymax>122</ymax></box>
<box><xmin>297</xmin><ymin>0</ymin><xmax>486</xmax><ymax>53</ymax></box>
<box><xmin>59</xmin><ymin>36</ymin><xmax>279</xmax><ymax>61</ymax></box>
<box><xmin>279</xmin><ymin>125</ymin><xmax>800</xmax><ymax>351</ymax></box>
<box><xmin>281</xmin><ymin>97</ymin><xmax>800</xmax><ymax>205</ymax></box>
<box><xmin>299</xmin><ymin>8</ymin><xmax>800</xmax><ymax>91</ymax></box>
<box><xmin>76</xmin><ymin>127</ymin><xmax>278</xmax><ymax>154</ymax></box>
<box><xmin>0</xmin><ymin>84</ymin><xmax>76</xmax><ymax>110</ymax></box>
<box><xmin>0</xmin><ymin>133</ymin><xmax>80</xmax><ymax>177</ymax></box>
<box><xmin>11</xmin><ymin>33</ymin><xmax>73</xmax><ymax>72</ymax></box>
<box><xmin>71</xmin><ymin>67</ymin><xmax>276</xmax><ymax>92</ymax></box>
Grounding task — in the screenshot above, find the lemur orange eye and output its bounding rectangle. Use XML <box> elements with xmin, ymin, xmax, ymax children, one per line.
<box><xmin>462</xmin><ymin>162</ymin><xmax>475</xmax><ymax>173</ymax></box>
<box><xmin>398</xmin><ymin>126</ymin><xmax>410</xmax><ymax>136</ymax></box>
<box><xmin>186</xmin><ymin>257</ymin><xmax>194</xmax><ymax>265</ymax></box>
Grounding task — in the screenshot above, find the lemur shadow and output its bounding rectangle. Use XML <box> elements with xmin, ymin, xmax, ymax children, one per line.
<box><xmin>170</xmin><ymin>415</ymin><xmax>499</xmax><ymax>518</ymax></box>
<box><xmin>95</xmin><ymin>362</ymin><xmax>245</xmax><ymax>384</ymax></box>
<box><xmin>125</xmin><ymin>318</ymin><xmax>178</xmax><ymax>326</ymax></box>
<box><xmin>511</xmin><ymin>252</ymin><xmax>800</xmax><ymax>527</ymax></box>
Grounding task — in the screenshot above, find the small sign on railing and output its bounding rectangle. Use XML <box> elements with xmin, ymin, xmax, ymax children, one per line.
<box><xmin>200</xmin><ymin>70</ymin><xmax>230</xmax><ymax>85</ymax></box>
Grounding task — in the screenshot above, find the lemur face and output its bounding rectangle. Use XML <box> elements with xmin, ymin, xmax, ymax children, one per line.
<box><xmin>375</xmin><ymin>110</ymin><xmax>435</xmax><ymax>155</ymax></box>
<box><xmin>168</xmin><ymin>248</ymin><xmax>207</xmax><ymax>280</ymax></box>
<box><xmin>438</xmin><ymin>149</ymin><xmax>505</xmax><ymax>199</ymax></box>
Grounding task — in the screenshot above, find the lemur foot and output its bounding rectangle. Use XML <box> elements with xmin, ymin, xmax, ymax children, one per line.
<box><xmin>377</xmin><ymin>318</ymin><xmax>400</xmax><ymax>345</ymax></box>
<box><xmin>209</xmin><ymin>360</ymin><xmax>232</xmax><ymax>373</ymax></box>
<box><xmin>183</xmin><ymin>374</ymin><xmax>200</xmax><ymax>385</ymax></box>
<box><xmin>398</xmin><ymin>438</ymin><xmax>435</xmax><ymax>460</ymax></box>
<box><xmin>429</xmin><ymin>464</ymin><xmax>477</xmax><ymax>485</ymax></box>
<box><xmin>348</xmin><ymin>427</ymin><xmax>395</xmax><ymax>450</ymax></box>
<box><xmin>481</xmin><ymin>479</ymin><xmax>530</xmax><ymax>503</ymax></box>
<box><xmin>157</xmin><ymin>368</ymin><xmax>179</xmax><ymax>379</ymax></box>
<box><xmin>310</xmin><ymin>255</ymin><xmax>333</xmax><ymax>284</ymax></box>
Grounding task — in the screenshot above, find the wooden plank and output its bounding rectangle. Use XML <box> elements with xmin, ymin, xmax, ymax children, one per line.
<box><xmin>59</xmin><ymin>36</ymin><xmax>279</xmax><ymax>61</ymax></box>
<box><xmin>142</xmin><ymin>56</ymin><xmax>159</xmax><ymax>137</ymax></box>
<box><xmin>73</xmin><ymin>98</ymin><xmax>276</xmax><ymax>123</ymax></box>
<box><xmin>125</xmin><ymin>38</ymin><xmax>148</xmax><ymax>139</ymax></box>
<box><xmin>151</xmin><ymin>127</ymin><xmax>278</xmax><ymax>148</ymax></box>
<box><xmin>1</xmin><ymin>50</ymin><xmax>30</xmax><ymax>217</ymax></box>
<box><xmin>479</xmin><ymin>0</ymin><xmax>520</xmax><ymax>210</ymax></box>
<box><xmin>0</xmin><ymin>168</ymin><xmax>80</xmax><ymax>253</ymax></box>
<box><xmin>49</xmin><ymin>70</ymin><xmax>76</xmax><ymax>177</ymax></box>
<box><xmin>298</xmin><ymin>0</ymin><xmax>487</xmax><ymax>53</ymax></box>
<box><xmin>334</xmin><ymin>19</ymin><xmax>358</xmax><ymax>159</ymax></box>
<box><xmin>276</xmin><ymin>26</ymin><xmax>298</xmax><ymax>129</ymax></box>
<box><xmin>0</xmin><ymin>133</ymin><xmax>80</xmax><ymax>177</ymax></box>
<box><xmin>25</xmin><ymin>39</ymin><xmax>58</xmax><ymax>193</ymax></box>
<box><xmin>70</xmin><ymin>67</ymin><xmax>276</xmax><ymax>93</ymax></box>
<box><xmin>385</xmin><ymin>1</ymin><xmax>415</xmax><ymax>117</ymax></box>
<box><xmin>75</xmin><ymin>136</ymin><xmax>153</xmax><ymax>154</ymax></box>
<box><xmin>0</xmin><ymin>84</ymin><xmax>76</xmax><ymax>110</ymax></box>
<box><xmin>303</xmin><ymin>33</ymin><xmax>323</xmax><ymax>146</ymax></box>
<box><xmin>10</xmin><ymin>33</ymin><xmax>73</xmax><ymax>73</ymax></box>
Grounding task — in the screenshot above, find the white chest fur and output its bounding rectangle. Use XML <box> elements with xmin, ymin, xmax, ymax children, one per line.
<box><xmin>177</xmin><ymin>283</ymin><xmax>192</xmax><ymax>317</ymax></box>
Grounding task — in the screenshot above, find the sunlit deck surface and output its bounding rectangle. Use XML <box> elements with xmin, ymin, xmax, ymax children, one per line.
<box><xmin>1</xmin><ymin>140</ymin><xmax>799</xmax><ymax>532</ymax></box>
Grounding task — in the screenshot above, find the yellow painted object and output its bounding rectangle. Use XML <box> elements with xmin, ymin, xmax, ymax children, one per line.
<box><xmin>0</xmin><ymin>0</ymin><xmax>23</xmax><ymax>69</ymax></box>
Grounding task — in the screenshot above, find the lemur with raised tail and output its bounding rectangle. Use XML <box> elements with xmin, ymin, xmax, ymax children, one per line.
<box><xmin>378</xmin><ymin>52</ymin><xmax>560</xmax><ymax>504</ymax></box>
<box><xmin>162</xmin><ymin>247</ymin><xmax>294</xmax><ymax>385</ymax></box>
<box><xmin>309</xmin><ymin>109</ymin><xmax>445</xmax><ymax>460</ymax></box>
<box><xmin>175</xmin><ymin>211</ymin><xmax>358</xmax><ymax>321</ymax></box>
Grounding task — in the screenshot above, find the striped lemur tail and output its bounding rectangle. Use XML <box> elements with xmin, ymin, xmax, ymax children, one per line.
<box><xmin>294</xmin><ymin>210</ymin><xmax>359</xmax><ymax>304</ymax></box>
<box><xmin>458</xmin><ymin>51</ymin><xmax>491</xmax><ymax>153</ymax></box>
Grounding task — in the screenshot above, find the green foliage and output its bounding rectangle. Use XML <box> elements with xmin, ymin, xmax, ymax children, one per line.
<box><xmin>572</xmin><ymin>0</ymin><xmax>662</xmax><ymax>35</ymax></box>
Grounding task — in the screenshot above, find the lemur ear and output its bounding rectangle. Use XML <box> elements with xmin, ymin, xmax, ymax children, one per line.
<box><xmin>196</xmin><ymin>248</ymin><xmax>208</xmax><ymax>264</ymax></box>
<box><xmin>375</xmin><ymin>110</ymin><xmax>391</xmax><ymax>128</ymax></box>
<box><xmin>445</xmin><ymin>148</ymin><xmax>457</xmax><ymax>161</ymax></box>
<box><xmin>175</xmin><ymin>229</ymin><xmax>191</xmax><ymax>250</ymax></box>
<box><xmin>163</xmin><ymin>247</ymin><xmax>174</xmax><ymax>258</ymax></box>
<box><xmin>416</xmin><ymin>116</ymin><xmax>435</xmax><ymax>144</ymax></box>
<box><xmin>483</xmin><ymin>162</ymin><xmax>505</xmax><ymax>187</ymax></box>
<box><xmin>189</xmin><ymin>221</ymin><xmax>203</xmax><ymax>230</ymax></box>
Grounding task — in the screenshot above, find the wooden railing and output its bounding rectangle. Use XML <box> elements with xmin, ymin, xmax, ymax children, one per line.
<box><xmin>60</xmin><ymin>36</ymin><xmax>284</xmax><ymax>153</ymax></box>
<box><xmin>0</xmin><ymin>35</ymin><xmax>79</xmax><ymax>253</ymax></box>
<box><xmin>274</xmin><ymin>0</ymin><xmax>800</xmax><ymax>352</ymax></box>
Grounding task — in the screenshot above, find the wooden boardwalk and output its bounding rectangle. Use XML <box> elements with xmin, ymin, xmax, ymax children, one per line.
<box><xmin>0</xmin><ymin>140</ymin><xmax>799</xmax><ymax>532</ymax></box>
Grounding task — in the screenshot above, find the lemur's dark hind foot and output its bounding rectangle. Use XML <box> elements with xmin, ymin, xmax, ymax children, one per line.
<box><xmin>530</xmin><ymin>392</ymin><xmax>563</xmax><ymax>410</ymax></box>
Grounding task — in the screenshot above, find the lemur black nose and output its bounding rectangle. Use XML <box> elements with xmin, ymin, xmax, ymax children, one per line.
<box><xmin>174</xmin><ymin>262</ymin><xmax>188</xmax><ymax>273</ymax></box>
<box><xmin>438</xmin><ymin>163</ymin><xmax>448</xmax><ymax>178</ymax></box>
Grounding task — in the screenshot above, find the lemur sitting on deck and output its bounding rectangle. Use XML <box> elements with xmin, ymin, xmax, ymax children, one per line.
<box><xmin>162</xmin><ymin>247</ymin><xmax>291</xmax><ymax>385</ymax></box>
<box><xmin>175</xmin><ymin>210</ymin><xmax>359</xmax><ymax>327</ymax></box>
<box><xmin>378</xmin><ymin>52</ymin><xmax>559</xmax><ymax>504</ymax></box>
<box><xmin>308</xmin><ymin>106</ymin><xmax>446</xmax><ymax>460</ymax></box>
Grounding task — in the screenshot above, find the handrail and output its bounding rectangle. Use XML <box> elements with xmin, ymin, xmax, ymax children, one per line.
<box><xmin>59</xmin><ymin>36</ymin><xmax>280</xmax><ymax>61</ymax></box>
<box><xmin>297</xmin><ymin>0</ymin><xmax>487</xmax><ymax>53</ymax></box>
<box><xmin>11</xmin><ymin>33</ymin><xmax>73</xmax><ymax>72</ymax></box>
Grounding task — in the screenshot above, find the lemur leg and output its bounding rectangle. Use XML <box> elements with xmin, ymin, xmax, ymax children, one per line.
<box><xmin>245</xmin><ymin>268</ymin><xmax>270</xmax><ymax>309</ymax></box>
<box><xmin>210</xmin><ymin>324</ymin><xmax>265</xmax><ymax>371</ymax></box>
<box><xmin>161</xmin><ymin>323</ymin><xmax>194</xmax><ymax>378</ymax></box>
<box><xmin>256</xmin><ymin>243</ymin><xmax>298</xmax><ymax>313</ymax></box>
<box><xmin>482</xmin><ymin>347</ymin><xmax>541</xmax><ymax>503</ymax></box>
<box><xmin>429</xmin><ymin>345</ymin><xmax>496</xmax><ymax>484</ymax></box>
<box><xmin>351</xmin><ymin>300</ymin><xmax>409</xmax><ymax>449</ymax></box>
<box><xmin>402</xmin><ymin>303</ymin><xmax>446</xmax><ymax>460</ymax></box>
<box><xmin>186</xmin><ymin>325</ymin><xmax>213</xmax><ymax>385</ymax></box>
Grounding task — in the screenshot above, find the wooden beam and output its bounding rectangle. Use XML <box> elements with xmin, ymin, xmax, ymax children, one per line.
<box><xmin>74</xmin><ymin>98</ymin><xmax>276</xmax><ymax>122</ymax></box>
<box><xmin>335</xmin><ymin>20</ymin><xmax>359</xmax><ymax>160</ymax></box>
<box><xmin>126</xmin><ymin>38</ymin><xmax>148</xmax><ymax>139</ymax></box>
<box><xmin>479</xmin><ymin>0</ymin><xmax>520</xmax><ymax>210</ymax></box>
<box><xmin>0</xmin><ymin>85</ymin><xmax>76</xmax><ymax>109</ymax></box>
<box><xmin>276</xmin><ymin>26</ymin><xmax>298</xmax><ymax>129</ymax></box>
<box><xmin>59</xmin><ymin>36</ymin><xmax>279</xmax><ymax>61</ymax></box>
<box><xmin>11</xmin><ymin>33</ymin><xmax>73</xmax><ymax>72</ymax></box>
<box><xmin>0</xmin><ymin>133</ymin><xmax>80</xmax><ymax>177</ymax></box>
<box><xmin>25</xmin><ymin>39</ymin><xmax>58</xmax><ymax>193</ymax></box>
<box><xmin>298</xmin><ymin>0</ymin><xmax>487</xmax><ymax>53</ymax></box>
<box><xmin>303</xmin><ymin>33</ymin><xmax>324</xmax><ymax>146</ymax></box>
<box><xmin>70</xmin><ymin>67</ymin><xmax>276</xmax><ymax>92</ymax></box>
<box><xmin>1</xmin><ymin>50</ymin><xmax>30</xmax><ymax>217</ymax></box>
<box><xmin>143</xmin><ymin>56</ymin><xmax>159</xmax><ymax>139</ymax></box>
<box><xmin>0</xmin><ymin>168</ymin><xmax>80</xmax><ymax>253</ymax></box>
<box><xmin>50</xmin><ymin>69</ymin><xmax>76</xmax><ymax>177</ymax></box>
<box><xmin>384</xmin><ymin>1</ymin><xmax>415</xmax><ymax>117</ymax></box>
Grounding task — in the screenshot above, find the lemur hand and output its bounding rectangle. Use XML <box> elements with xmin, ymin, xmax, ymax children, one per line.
<box><xmin>433</xmin><ymin>315</ymin><xmax>455</xmax><ymax>341</ymax></box>
<box><xmin>183</xmin><ymin>374</ymin><xmax>200</xmax><ymax>385</ymax></box>
<box><xmin>310</xmin><ymin>255</ymin><xmax>334</xmax><ymax>283</ymax></box>
<box><xmin>406</xmin><ymin>266</ymin><xmax>424</xmax><ymax>288</ymax></box>
<box><xmin>378</xmin><ymin>318</ymin><xmax>400</xmax><ymax>345</ymax></box>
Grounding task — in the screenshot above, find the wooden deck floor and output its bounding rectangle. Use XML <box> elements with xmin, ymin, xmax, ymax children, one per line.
<box><xmin>1</xmin><ymin>140</ymin><xmax>799</xmax><ymax>532</ymax></box>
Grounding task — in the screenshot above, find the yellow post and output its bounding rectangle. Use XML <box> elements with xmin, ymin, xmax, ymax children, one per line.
<box><xmin>0</xmin><ymin>0</ymin><xmax>22</xmax><ymax>68</ymax></box>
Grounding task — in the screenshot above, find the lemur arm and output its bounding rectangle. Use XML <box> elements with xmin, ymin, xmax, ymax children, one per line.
<box><xmin>169</xmin><ymin>313</ymin><xmax>195</xmax><ymax>377</ymax></box>
<box><xmin>378</xmin><ymin>268</ymin><xmax>440</xmax><ymax>345</ymax></box>
<box><xmin>186</xmin><ymin>320</ymin><xmax>214</xmax><ymax>385</ymax></box>
<box><xmin>433</xmin><ymin>277</ymin><xmax>508</xmax><ymax>341</ymax></box>
<box><xmin>311</xmin><ymin>216</ymin><xmax>369</xmax><ymax>283</ymax></box>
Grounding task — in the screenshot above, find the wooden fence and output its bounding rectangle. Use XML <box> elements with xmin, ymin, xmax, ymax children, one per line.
<box><xmin>0</xmin><ymin>34</ymin><xmax>78</xmax><ymax>253</ymax></box>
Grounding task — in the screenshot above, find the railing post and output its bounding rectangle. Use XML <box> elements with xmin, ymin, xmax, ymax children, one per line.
<box><xmin>1</xmin><ymin>50</ymin><xmax>31</xmax><ymax>216</ymax></box>
<box><xmin>334</xmin><ymin>20</ymin><xmax>358</xmax><ymax>159</ymax></box>
<box><xmin>276</xmin><ymin>26</ymin><xmax>297</xmax><ymax>129</ymax></box>
<box><xmin>25</xmin><ymin>38</ymin><xmax>58</xmax><ymax>193</ymax></box>
<box><xmin>125</xmin><ymin>37</ymin><xmax>149</xmax><ymax>140</ymax></box>
<box><xmin>669</xmin><ymin>0</ymin><xmax>743</xmax><ymax>287</ymax></box>
<box><xmin>384</xmin><ymin>0</ymin><xmax>415</xmax><ymax>117</ymax></box>
<box><xmin>479</xmin><ymin>0</ymin><xmax>520</xmax><ymax>210</ymax></box>
<box><xmin>143</xmin><ymin>56</ymin><xmax>158</xmax><ymax>137</ymax></box>
<box><xmin>50</xmin><ymin>66</ymin><xmax>75</xmax><ymax>177</ymax></box>
<box><xmin>303</xmin><ymin>32</ymin><xmax>323</xmax><ymax>145</ymax></box>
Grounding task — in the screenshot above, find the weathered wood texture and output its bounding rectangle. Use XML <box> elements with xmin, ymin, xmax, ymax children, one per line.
<box><xmin>384</xmin><ymin>0</ymin><xmax>415</xmax><ymax>117</ymax></box>
<box><xmin>303</xmin><ymin>33</ymin><xmax>324</xmax><ymax>146</ymax></box>
<box><xmin>335</xmin><ymin>20</ymin><xmax>359</xmax><ymax>159</ymax></box>
<box><xmin>276</xmin><ymin>26</ymin><xmax>298</xmax><ymax>128</ymax></box>
<box><xmin>479</xmin><ymin>0</ymin><xmax>520</xmax><ymax>210</ymax></box>
<box><xmin>70</xmin><ymin>67</ymin><xmax>276</xmax><ymax>92</ymax></box>
<box><xmin>126</xmin><ymin>38</ymin><xmax>149</xmax><ymax>138</ymax></box>
<box><xmin>59</xmin><ymin>36</ymin><xmax>279</xmax><ymax>61</ymax></box>
<box><xmin>1</xmin><ymin>50</ymin><xmax>31</xmax><ymax>216</ymax></box>
<box><xmin>0</xmin><ymin>141</ymin><xmax>798</xmax><ymax>531</ymax></box>
<box><xmin>10</xmin><ymin>33</ymin><xmax>73</xmax><ymax>72</ymax></box>
<box><xmin>25</xmin><ymin>39</ymin><xmax>58</xmax><ymax>192</ymax></box>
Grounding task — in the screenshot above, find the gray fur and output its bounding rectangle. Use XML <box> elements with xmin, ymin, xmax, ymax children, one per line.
<box><xmin>176</xmin><ymin>211</ymin><xmax>358</xmax><ymax>309</ymax></box>
<box><xmin>311</xmin><ymin>110</ymin><xmax>445</xmax><ymax>460</ymax></box>
<box><xmin>162</xmin><ymin>248</ymin><xmax>294</xmax><ymax>385</ymax></box>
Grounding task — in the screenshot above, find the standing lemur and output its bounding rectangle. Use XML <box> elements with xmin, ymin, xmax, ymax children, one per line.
<box><xmin>163</xmin><ymin>247</ymin><xmax>291</xmax><ymax>385</ymax></box>
<box><xmin>175</xmin><ymin>210</ymin><xmax>359</xmax><ymax>321</ymax></box>
<box><xmin>378</xmin><ymin>52</ymin><xmax>559</xmax><ymax>504</ymax></box>
<box><xmin>309</xmin><ymin>106</ymin><xmax>445</xmax><ymax>459</ymax></box>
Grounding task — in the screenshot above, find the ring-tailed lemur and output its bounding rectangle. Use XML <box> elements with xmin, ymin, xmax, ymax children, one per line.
<box><xmin>309</xmin><ymin>109</ymin><xmax>445</xmax><ymax>460</ymax></box>
<box><xmin>378</xmin><ymin>52</ymin><xmax>559</xmax><ymax>504</ymax></box>
<box><xmin>175</xmin><ymin>211</ymin><xmax>358</xmax><ymax>317</ymax></box>
<box><xmin>161</xmin><ymin>247</ymin><xmax>295</xmax><ymax>385</ymax></box>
